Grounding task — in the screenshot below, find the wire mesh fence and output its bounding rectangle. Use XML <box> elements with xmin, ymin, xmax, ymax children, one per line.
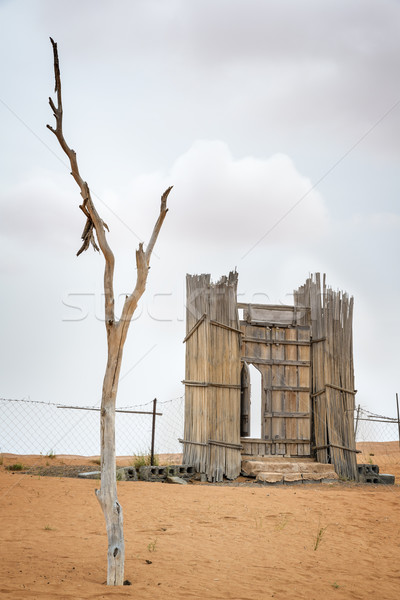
<box><xmin>1</xmin><ymin>398</ymin><xmax>399</xmax><ymax>476</ymax></box>
<box><xmin>355</xmin><ymin>406</ymin><xmax>400</xmax><ymax>475</ymax></box>
<box><xmin>0</xmin><ymin>396</ymin><xmax>184</xmax><ymax>457</ymax></box>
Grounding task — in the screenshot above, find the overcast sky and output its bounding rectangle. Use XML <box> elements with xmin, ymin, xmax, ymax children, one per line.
<box><xmin>1</xmin><ymin>0</ymin><xmax>399</xmax><ymax>440</ymax></box>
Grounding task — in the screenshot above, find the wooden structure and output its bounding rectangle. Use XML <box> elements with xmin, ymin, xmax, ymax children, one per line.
<box><xmin>294</xmin><ymin>274</ymin><xmax>357</xmax><ymax>480</ymax></box>
<box><xmin>182</xmin><ymin>272</ymin><xmax>357</xmax><ymax>482</ymax></box>
<box><xmin>181</xmin><ymin>273</ymin><xmax>242</xmax><ymax>482</ymax></box>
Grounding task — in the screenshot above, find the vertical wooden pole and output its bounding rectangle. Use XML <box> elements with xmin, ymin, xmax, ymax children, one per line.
<box><xmin>396</xmin><ymin>393</ymin><xmax>400</xmax><ymax>450</ymax></box>
<box><xmin>354</xmin><ymin>404</ymin><xmax>361</xmax><ymax>437</ymax></box>
<box><xmin>151</xmin><ymin>398</ymin><xmax>157</xmax><ymax>465</ymax></box>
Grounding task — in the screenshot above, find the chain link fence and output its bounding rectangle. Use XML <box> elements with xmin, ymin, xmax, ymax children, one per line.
<box><xmin>1</xmin><ymin>398</ymin><xmax>399</xmax><ymax>476</ymax></box>
<box><xmin>355</xmin><ymin>406</ymin><xmax>400</xmax><ymax>476</ymax></box>
<box><xmin>0</xmin><ymin>396</ymin><xmax>184</xmax><ymax>457</ymax></box>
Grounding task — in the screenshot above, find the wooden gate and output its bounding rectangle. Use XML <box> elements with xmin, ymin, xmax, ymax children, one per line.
<box><xmin>239</xmin><ymin>304</ymin><xmax>312</xmax><ymax>457</ymax></box>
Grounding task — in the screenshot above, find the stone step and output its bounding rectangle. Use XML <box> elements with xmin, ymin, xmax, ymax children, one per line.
<box><xmin>242</xmin><ymin>459</ymin><xmax>338</xmax><ymax>477</ymax></box>
<box><xmin>256</xmin><ymin>471</ymin><xmax>338</xmax><ymax>484</ymax></box>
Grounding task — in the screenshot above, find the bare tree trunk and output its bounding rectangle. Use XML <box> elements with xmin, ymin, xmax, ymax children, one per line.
<box><xmin>47</xmin><ymin>38</ymin><xmax>171</xmax><ymax>585</ymax></box>
<box><xmin>95</xmin><ymin>328</ymin><xmax>125</xmax><ymax>584</ymax></box>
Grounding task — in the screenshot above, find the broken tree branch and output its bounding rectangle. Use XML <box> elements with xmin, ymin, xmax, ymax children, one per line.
<box><xmin>47</xmin><ymin>37</ymin><xmax>115</xmax><ymax>324</ymax></box>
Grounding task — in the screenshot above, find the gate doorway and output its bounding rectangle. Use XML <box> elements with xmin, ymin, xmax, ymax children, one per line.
<box><xmin>239</xmin><ymin>303</ymin><xmax>312</xmax><ymax>457</ymax></box>
<box><xmin>240</xmin><ymin>363</ymin><xmax>262</xmax><ymax>439</ymax></box>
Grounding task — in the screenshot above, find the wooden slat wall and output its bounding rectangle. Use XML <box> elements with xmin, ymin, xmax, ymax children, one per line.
<box><xmin>294</xmin><ymin>273</ymin><xmax>357</xmax><ymax>480</ymax></box>
<box><xmin>183</xmin><ymin>273</ymin><xmax>242</xmax><ymax>482</ymax></box>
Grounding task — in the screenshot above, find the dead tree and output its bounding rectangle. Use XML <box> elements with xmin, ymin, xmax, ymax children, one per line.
<box><xmin>47</xmin><ymin>38</ymin><xmax>171</xmax><ymax>585</ymax></box>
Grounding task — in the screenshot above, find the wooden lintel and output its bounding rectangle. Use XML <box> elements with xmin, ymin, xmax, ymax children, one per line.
<box><xmin>241</xmin><ymin>357</ymin><xmax>310</xmax><ymax>367</ymax></box>
<box><xmin>265</xmin><ymin>386</ymin><xmax>310</xmax><ymax>393</ymax></box>
<box><xmin>242</xmin><ymin>320</ymin><xmax>295</xmax><ymax>329</ymax></box>
<box><xmin>242</xmin><ymin>337</ymin><xmax>310</xmax><ymax>346</ymax></box>
<box><xmin>237</xmin><ymin>302</ymin><xmax>298</xmax><ymax>311</ymax></box>
<box><xmin>241</xmin><ymin>438</ymin><xmax>311</xmax><ymax>445</ymax></box>
<box><xmin>240</xmin><ymin>321</ymin><xmax>310</xmax><ymax>331</ymax></box>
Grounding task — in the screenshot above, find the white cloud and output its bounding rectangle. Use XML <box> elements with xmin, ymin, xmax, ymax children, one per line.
<box><xmin>123</xmin><ymin>140</ymin><xmax>329</xmax><ymax>250</ymax></box>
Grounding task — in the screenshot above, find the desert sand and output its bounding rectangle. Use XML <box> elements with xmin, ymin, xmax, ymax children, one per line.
<box><xmin>1</xmin><ymin>443</ymin><xmax>399</xmax><ymax>600</ymax></box>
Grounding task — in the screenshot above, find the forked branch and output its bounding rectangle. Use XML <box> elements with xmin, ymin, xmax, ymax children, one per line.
<box><xmin>118</xmin><ymin>185</ymin><xmax>172</xmax><ymax>330</ymax></box>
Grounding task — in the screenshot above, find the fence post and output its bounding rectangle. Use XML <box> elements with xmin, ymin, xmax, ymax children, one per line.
<box><xmin>396</xmin><ymin>393</ymin><xmax>400</xmax><ymax>450</ymax></box>
<box><xmin>354</xmin><ymin>404</ymin><xmax>361</xmax><ymax>438</ymax></box>
<box><xmin>150</xmin><ymin>398</ymin><xmax>157</xmax><ymax>466</ymax></box>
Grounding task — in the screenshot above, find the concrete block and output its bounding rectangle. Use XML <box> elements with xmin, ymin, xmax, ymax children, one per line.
<box><xmin>357</xmin><ymin>464</ymin><xmax>379</xmax><ymax>477</ymax></box>
<box><xmin>117</xmin><ymin>467</ymin><xmax>138</xmax><ymax>481</ymax></box>
<box><xmin>378</xmin><ymin>474</ymin><xmax>395</xmax><ymax>485</ymax></box>
<box><xmin>138</xmin><ymin>464</ymin><xmax>196</xmax><ymax>482</ymax></box>
<box><xmin>139</xmin><ymin>465</ymin><xmax>168</xmax><ymax>481</ymax></box>
<box><xmin>167</xmin><ymin>465</ymin><xmax>196</xmax><ymax>479</ymax></box>
<box><xmin>364</xmin><ymin>476</ymin><xmax>380</xmax><ymax>484</ymax></box>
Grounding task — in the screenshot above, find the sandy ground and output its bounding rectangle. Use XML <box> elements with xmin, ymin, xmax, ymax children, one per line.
<box><xmin>1</xmin><ymin>444</ymin><xmax>399</xmax><ymax>600</ymax></box>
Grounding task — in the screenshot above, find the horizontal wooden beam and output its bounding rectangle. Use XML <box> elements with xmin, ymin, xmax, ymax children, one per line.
<box><xmin>241</xmin><ymin>438</ymin><xmax>311</xmax><ymax>444</ymax></box>
<box><xmin>242</xmin><ymin>337</ymin><xmax>310</xmax><ymax>346</ymax></box>
<box><xmin>237</xmin><ymin>303</ymin><xmax>299</xmax><ymax>311</ymax></box>
<box><xmin>263</xmin><ymin>412</ymin><xmax>310</xmax><ymax>418</ymax></box>
<box><xmin>265</xmin><ymin>386</ymin><xmax>310</xmax><ymax>393</ymax></box>
<box><xmin>178</xmin><ymin>438</ymin><xmax>208</xmax><ymax>447</ymax></box>
<box><xmin>241</xmin><ymin>357</ymin><xmax>310</xmax><ymax>367</ymax></box>
<box><xmin>179</xmin><ymin>439</ymin><xmax>242</xmax><ymax>450</ymax></box>
<box><xmin>208</xmin><ymin>439</ymin><xmax>243</xmax><ymax>450</ymax></box>
<box><xmin>182</xmin><ymin>380</ymin><xmax>241</xmax><ymax>389</ymax></box>
<box><xmin>313</xmin><ymin>443</ymin><xmax>361</xmax><ymax>454</ymax></box>
<box><xmin>241</xmin><ymin>320</ymin><xmax>296</xmax><ymax>329</ymax></box>
<box><xmin>240</xmin><ymin>321</ymin><xmax>310</xmax><ymax>331</ymax></box>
